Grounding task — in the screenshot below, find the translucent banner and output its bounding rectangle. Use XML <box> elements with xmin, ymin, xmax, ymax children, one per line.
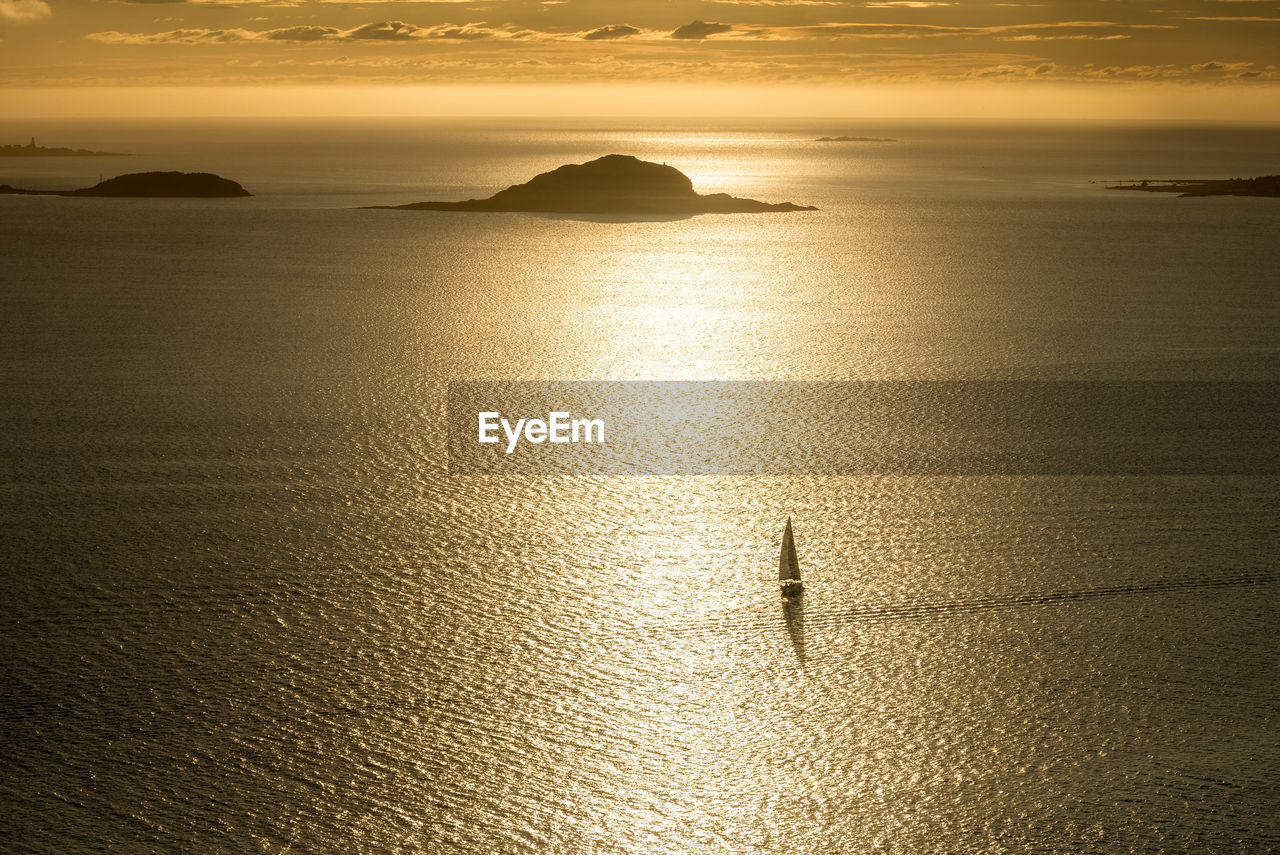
<box><xmin>446</xmin><ymin>381</ymin><xmax>1279</xmax><ymax>476</ymax></box>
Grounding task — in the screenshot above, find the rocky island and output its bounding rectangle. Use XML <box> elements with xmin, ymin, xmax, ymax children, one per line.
<box><xmin>0</xmin><ymin>171</ymin><xmax>252</xmax><ymax>198</ymax></box>
<box><xmin>1108</xmin><ymin>175</ymin><xmax>1279</xmax><ymax>198</ymax></box>
<box><xmin>1</xmin><ymin>138</ymin><xmax>132</xmax><ymax>158</ymax></box>
<box><xmin>815</xmin><ymin>136</ymin><xmax>897</xmax><ymax>143</ymax></box>
<box><xmin>369</xmin><ymin>154</ymin><xmax>816</xmax><ymax>215</ymax></box>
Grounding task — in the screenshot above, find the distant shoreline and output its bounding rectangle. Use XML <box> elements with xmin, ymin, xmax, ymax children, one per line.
<box><xmin>1</xmin><ymin>141</ymin><xmax>132</xmax><ymax>158</ymax></box>
<box><xmin>1107</xmin><ymin>175</ymin><xmax>1279</xmax><ymax>198</ymax></box>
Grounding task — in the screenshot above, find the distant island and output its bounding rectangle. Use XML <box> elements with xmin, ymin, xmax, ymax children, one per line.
<box><xmin>0</xmin><ymin>137</ymin><xmax>132</xmax><ymax>158</ymax></box>
<box><xmin>368</xmin><ymin>154</ymin><xmax>816</xmax><ymax>215</ymax></box>
<box><xmin>0</xmin><ymin>171</ymin><xmax>252</xmax><ymax>198</ymax></box>
<box><xmin>1108</xmin><ymin>175</ymin><xmax>1280</xmax><ymax>198</ymax></box>
<box><xmin>815</xmin><ymin>136</ymin><xmax>897</xmax><ymax>143</ymax></box>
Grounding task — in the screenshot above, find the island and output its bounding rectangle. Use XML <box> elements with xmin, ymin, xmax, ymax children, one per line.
<box><xmin>1107</xmin><ymin>175</ymin><xmax>1280</xmax><ymax>198</ymax></box>
<box><xmin>1</xmin><ymin>138</ymin><xmax>132</xmax><ymax>158</ymax></box>
<box><xmin>0</xmin><ymin>171</ymin><xmax>252</xmax><ymax>198</ymax></box>
<box><xmin>815</xmin><ymin>136</ymin><xmax>897</xmax><ymax>143</ymax></box>
<box><xmin>367</xmin><ymin>154</ymin><xmax>816</xmax><ymax>215</ymax></box>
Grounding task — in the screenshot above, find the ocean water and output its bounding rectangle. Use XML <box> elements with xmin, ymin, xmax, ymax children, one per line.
<box><xmin>1</xmin><ymin>118</ymin><xmax>1277</xmax><ymax>853</ymax></box>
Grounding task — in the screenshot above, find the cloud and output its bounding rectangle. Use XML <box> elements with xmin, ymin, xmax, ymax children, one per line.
<box><xmin>0</xmin><ymin>0</ymin><xmax>51</xmax><ymax>21</ymax></box>
<box><xmin>581</xmin><ymin>24</ymin><xmax>641</xmax><ymax>40</ymax></box>
<box><xmin>1000</xmin><ymin>33</ymin><xmax>1131</xmax><ymax>40</ymax></box>
<box><xmin>670</xmin><ymin>20</ymin><xmax>734</xmax><ymax>39</ymax></box>
<box><xmin>112</xmin><ymin>0</ymin><xmax>482</xmax><ymax>3</ymax></box>
<box><xmin>24</xmin><ymin>42</ymin><xmax>1278</xmax><ymax>87</ymax></box>
<box><xmin>730</xmin><ymin>19</ymin><xmax>1175</xmax><ymax>39</ymax></box>
<box><xmin>263</xmin><ymin>24</ymin><xmax>337</xmax><ymax>40</ymax></box>
<box><xmin>346</xmin><ymin>21</ymin><xmax>429</xmax><ymax>40</ymax></box>
<box><xmin>87</xmin><ymin>19</ymin><xmax>542</xmax><ymax>43</ymax></box>
<box><xmin>83</xmin><ymin>16</ymin><xmax>1184</xmax><ymax>51</ymax></box>
<box><xmin>865</xmin><ymin>1</ymin><xmax>954</xmax><ymax>6</ymax></box>
<box><xmin>414</xmin><ymin>22</ymin><xmax>507</xmax><ymax>40</ymax></box>
<box><xmin>972</xmin><ymin>64</ymin><xmax>1026</xmax><ymax>77</ymax></box>
<box><xmin>87</xmin><ymin>27</ymin><xmax>257</xmax><ymax>43</ymax></box>
<box><xmin>977</xmin><ymin>60</ymin><xmax>1270</xmax><ymax>81</ymax></box>
<box><xmin>705</xmin><ymin>0</ymin><xmax>842</xmax><ymax>5</ymax></box>
<box><xmin>112</xmin><ymin>0</ymin><xmax>298</xmax><ymax>4</ymax></box>
<box><xmin>1181</xmin><ymin>15</ymin><xmax>1280</xmax><ymax>20</ymax></box>
<box><xmin>1189</xmin><ymin>60</ymin><xmax>1257</xmax><ymax>74</ymax></box>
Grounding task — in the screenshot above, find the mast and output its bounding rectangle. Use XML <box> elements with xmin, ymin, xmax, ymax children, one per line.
<box><xmin>779</xmin><ymin>517</ymin><xmax>801</xmax><ymax>582</ymax></box>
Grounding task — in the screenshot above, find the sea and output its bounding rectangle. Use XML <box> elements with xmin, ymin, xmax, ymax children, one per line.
<box><xmin>1</xmin><ymin>118</ymin><xmax>1277</xmax><ymax>853</ymax></box>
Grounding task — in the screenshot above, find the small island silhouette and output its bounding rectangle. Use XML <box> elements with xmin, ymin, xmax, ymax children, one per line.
<box><xmin>0</xmin><ymin>171</ymin><xmax>252</xmax><ymax>198</ymax></box>
<box><xmin>368</xmin><ymin>154</ymin><xmax>816</xmax><ymax>215</ymax></box>
<box><xmin>1108</xmin><ymin>175</ymin><xmax>1279</xmax><ymax>198</ymax></box>
<box><xmin>1</xmin><ymin>137</ymin><xmax>132</xmax><ymax>158</ymax></box>
<box><xmin>815</xmin><ymin>136</ymin><xmax>897</xmax><ymax>143</ymax></box>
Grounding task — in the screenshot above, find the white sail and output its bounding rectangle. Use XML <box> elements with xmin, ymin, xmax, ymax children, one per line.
<box><xmin>779</xmin><ymin>517</ymin><xmax>801</xmax><ymax>582</ymax></box>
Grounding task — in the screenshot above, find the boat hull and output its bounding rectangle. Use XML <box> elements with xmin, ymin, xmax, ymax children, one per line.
<box><xmin>781</xmin><ymin>580</ymin><xmax>804</xmax><ymax>597</ymax></box>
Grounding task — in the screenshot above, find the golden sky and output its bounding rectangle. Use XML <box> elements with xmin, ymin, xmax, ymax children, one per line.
<box><xmin>2</xmin><ymin>0</ymin><xmax>1278</xmax><ymax>116</ymax></box>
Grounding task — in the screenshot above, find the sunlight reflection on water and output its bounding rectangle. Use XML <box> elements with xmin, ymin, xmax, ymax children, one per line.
<box><xmin>1</xmin><ymin>119</ymin><xmax>1277</xmax><ymax>853</ymax></box>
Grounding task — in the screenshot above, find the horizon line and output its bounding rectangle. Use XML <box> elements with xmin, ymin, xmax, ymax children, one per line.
<box><xmin>5</xmin><ymin>82</ymin><xmax>1280</xmax><ymax>122</ymax></box>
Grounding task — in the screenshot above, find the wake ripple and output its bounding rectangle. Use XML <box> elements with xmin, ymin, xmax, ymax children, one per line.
<box><xmin>634</xmin><ymin>572</ymin><xmax>1278</xmax><ymax>639</ymax></box>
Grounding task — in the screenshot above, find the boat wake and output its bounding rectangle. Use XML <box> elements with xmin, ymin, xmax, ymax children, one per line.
<box><xmin>800</xmin><ymin>571</ymin><xmax>1276</xmax><ymax>632</ymax></box>
<box><xmin>636</xmin><ymin>571</ymin><xmax>1277</xmax><ymax>639</ymax></box>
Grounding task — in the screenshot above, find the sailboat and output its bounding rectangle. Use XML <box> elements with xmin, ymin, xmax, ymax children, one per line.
<box><xmin>779</xmin><ymin>516</ymin><xmax>804</xmax><ymax>597</ymax></box>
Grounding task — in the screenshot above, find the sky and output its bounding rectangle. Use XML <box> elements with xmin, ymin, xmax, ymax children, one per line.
<box><xmin>2</xmin><ymin>0</ymin><xmax>1278</xmax><ymax>117</ymax></box>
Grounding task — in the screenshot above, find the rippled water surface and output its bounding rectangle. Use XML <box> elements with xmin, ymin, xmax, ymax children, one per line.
<box><xmin>1</xmin><ymin>119</ymin><xmax>1278</xmax><ymax>853</ymax></box>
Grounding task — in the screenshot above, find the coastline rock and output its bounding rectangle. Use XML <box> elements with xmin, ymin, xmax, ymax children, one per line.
<box><xmin>369</xmin><ymin>154</ymin><xmax>815</xmax><ymax>214</ymax></box>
